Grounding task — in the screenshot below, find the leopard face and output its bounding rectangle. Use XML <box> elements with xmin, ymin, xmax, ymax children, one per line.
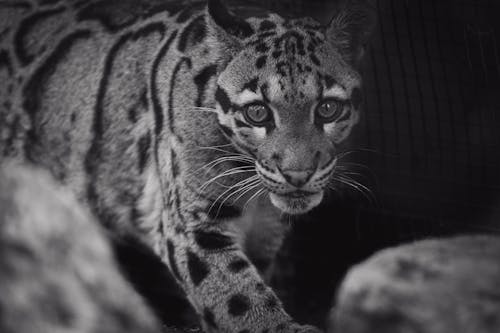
<box><xmin>210</xmin><ymin>2</ymin><xmax>373</xmax><ymax>214</ymax></box>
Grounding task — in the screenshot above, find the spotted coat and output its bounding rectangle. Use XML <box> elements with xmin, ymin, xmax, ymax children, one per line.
<box><xmin>0</xmin><ymin>0</ymin><xmax>375</xmax><ymax>331</ymax></box>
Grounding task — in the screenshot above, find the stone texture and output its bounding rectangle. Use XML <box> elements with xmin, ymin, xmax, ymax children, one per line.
<box><xmin>0</xmin><ymin>161</ymin><xmax>167</xmax><ymax>333</ymax></box>
<box><xmin>330</xmin><ymin>236</ymin><xmax>500</xmax><ymax>333</ymax></box>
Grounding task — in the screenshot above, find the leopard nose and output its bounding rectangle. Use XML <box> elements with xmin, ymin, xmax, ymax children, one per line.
<box><xmin>280</xmin><ymin>169</ymin><xmax>314</xmax><ymax>188</ymax></box>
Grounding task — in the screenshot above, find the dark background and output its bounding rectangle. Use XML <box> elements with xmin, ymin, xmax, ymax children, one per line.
<box><xmin>116</xmin><ymin>0</ymin><xmax>500</xmax><ymax>330</ymax></box>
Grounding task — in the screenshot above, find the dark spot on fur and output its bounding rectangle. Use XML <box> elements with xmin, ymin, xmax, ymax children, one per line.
<box><xmin>239</xmin><ymin>330</ymin><xmax>250</xmax><ymax>333</ymax></box>
<box><xmin>228</xmin><ymin>258</ymin><xmax>249</xmax><ymax>273</ymax></box>
<box><xmin>170</xmin><ymin>149</ymin><xmax>180</xmax><ymax>177</ymax></box>
<box><xmin>260</xmin><ymin>83</ymin><xmax>270</xmax><ymax>102</ymax></box>
<box><xmin>0</xmin><ymin>49</ymin><xmax>13</xmax><ymax>75</ymax></box>
<box><xmin>215</xmin><ymin>87</ymin><xmax>232</xmax><ymax>113</ymax></box>
<box><xmin>337</xmin><ymin>109</ymin><xmax>352</xmax><ymax>122</ymax></box>
<box><xmin>255</xmin><ymin>43</ymin><xmax>269</xmax><ymax>54</ymax></box>
<box><xmin>256</xmin><ymin>56</ymin><xmax>267</xmax><ymax>69</ymax></box>
<box><xmin>203</xmin><ymin>308</ymin><xmax>217</xmax><ymax>328</ymax></box>
<box><xmin>259</xmin><ymin>20</ymin><xmax>276</xmax><ymax>31</ymax></box>
<box><xmin>219</xmin><ymin>123</ymin><xmax>234</xmax><ymax>137</ymax></box>
<box><xmin>296</xmin><ymin>62</ymin><xmax>304</xmax><ymax>73</ymax></box>
<box><xmin>313</xmin><ymin>36</ymin><xmax>323</xmax><ymax>45</ymax></box>
<box><xmin>194</xmin><ymin>64</ymin><xmax>218</xmax><ymax>106</ymax></box>
<box><xmin>256</xmin><ymin>31</ymin><xmax>275</xmax><ymax>39</ymax></box>
<box><xmin>151</xmin><ymin>29</ymin><xmax>177</xmax><ymax>136</ymax></box>
<box><xmin>23</xmin><ymin>30</ymin><xmax>91</xmax><ymax>116</ymax></box>
<box><xmin>272</xmin><ymin>50</ymin><xmax>282</xmax><ymax>59</ymax></box>
<box><xmin>296</xmin><ymin>38</ymin><xmax>305</xmax><ymax>55</ymax></box>
<box><xmin>78</xmin><ymin>1</ymin><xmax>175</xmax><ymax>32</ymax></box>
<box><xmin>206</xmin><ymin>202</ymin><xmax>241</xmax><ymax>220</ymax></box>
<box><xmin>155</xmin><ymin>215</ymin><xmax>164</xmax><ymax>235</ymax></box>
<box><xmin>166</xmin><ymin>239</ymin><xmax>182</xmax><ymax>281</ymax></box>
<box><xmin>176</xmin><ymin>7</ymin><xmax>194</xmax><ymax>23</ymax></box>
<box><xmin>128</xmin><ymin>107</ymin><xmax>138</xmax><ymax>123</ymax></box>
<box><xmin>265</xmin><ymin>295</ymin><xmax>279</xmax><ymax>309</ymax></box>
<box><xmin>242</xmin><ymin>77</ymin><xmax>259</xmax><ymax>93</ymax></box>
<box><xmin>276</xmin><ymin>61</ymin><xmax>287</xmax><ymax>77</ymax></box>
<box><xmin>15</xmin><ymin>8</ymin><xmax>66</xmax><ymax>65</ymax></box>
<box><xmin>235</xmin><ymin>119</ymin><xmax>251</xmax><ymax>128</ymax></box>
<box><xmin>168</xmin><ymin>57</ymin><xmax>192</xmax><ymax>134</ymax></box>
<box><xmin>137</xmin><ymin>132</ymin><xmax>151</xmax><ymax>173</ymax></box>
<box><xmin>208</xmin><ymin>0</ymin><xmax>254</xmax><ymax>38</ymax></box>
<box><xmin>228</xmin><ymin>294</ymin><xmax>250</xmax><ymax>317</ymax></box>
<box><xmin>194</xmin><ymin>231</ymin><xmax>234</xmax><ymax>250</ymax></box>
<box><xmin>187</xmin><ymin>250</ymin><xmax>210</xmax><ymax>286</ymax></box>
<box><xmin>324</xmin><ymin>75</ymin><xmax>336</xmax><ymax>89</ymax></box>
<box><xmin>310</xmin><ymin>53</ymin><xmax>320</xmax><ymax>66</ymax></box>
<box><xmin>256</xmin><ymin>282</ymin><xmax>266</xmax><ymax>293</ymax></box>
<box><xmin>139</xmin><ymin>87</ymin><xmax>148</xmax><ymax>108</ymax></box>
<box><xmin>178</xmin><ymin>15</ymin><xmax>206</xmax><ymax>52</ymax></box>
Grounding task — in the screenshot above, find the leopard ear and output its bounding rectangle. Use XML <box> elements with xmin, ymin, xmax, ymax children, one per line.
<box><xmin>206</xmin><ymin>0</ymin><xmax>254</xmax><ymax>54</ymax></box>
<box><xmin>326</xmin><ymin>0</ymin><xmax>377</xmax><ymax>65</ymax></box>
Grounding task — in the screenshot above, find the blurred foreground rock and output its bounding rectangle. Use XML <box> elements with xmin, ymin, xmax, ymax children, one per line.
<box><xmin>330</xmin><ymin>235</ymin><xmax>500</xmax><ymax>333</ymax></box>
<box><xmin>0</xmin><ymin>162</ymin><xmax>167</xmax><ymax>333</ymax></box>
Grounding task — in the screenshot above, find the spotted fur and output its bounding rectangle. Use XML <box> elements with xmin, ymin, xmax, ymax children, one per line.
<box><xmin>0</xmin><ymin>0</ymin><xmax>375</xmax><ymax>331</ymax></box>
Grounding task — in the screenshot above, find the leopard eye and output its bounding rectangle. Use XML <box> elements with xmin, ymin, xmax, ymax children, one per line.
<box><xmin>315</xmin><ymin>99</ymin><xmax>344</xmax><ymax>123</ymax></box>
<box><xmin>243</xmin><ymin>103</ymin><xmax>272</xmax><ymax>126</ymax></box>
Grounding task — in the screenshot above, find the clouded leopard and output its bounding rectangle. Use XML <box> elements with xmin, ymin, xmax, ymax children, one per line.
<box><xmin>0</xmin><ymin>0</ymin><xmax>375</xmax><ymax>331</ymax></box>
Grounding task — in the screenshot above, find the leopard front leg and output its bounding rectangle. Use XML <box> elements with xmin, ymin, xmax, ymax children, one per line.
<box><xmin>156</xmin><ymin>191</ymin><xmax>320</xmax><ymax>332</ymax></box>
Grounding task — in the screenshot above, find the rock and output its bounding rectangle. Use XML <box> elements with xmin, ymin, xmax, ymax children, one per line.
<box><xmin>330</xmin><ymin>236</ymin><xmax>500</xmax><ymax>333</ymax></box>
<box><xmin>0</xmin><ymin>161</ymin><xmax>166</xmax><ymax>333</ymax></box>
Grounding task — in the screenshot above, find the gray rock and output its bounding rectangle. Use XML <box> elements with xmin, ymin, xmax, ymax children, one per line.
<box><xmin>0</xmin><ymin>161</ymin><xmax>166</xmax><ymax>333</ymax></box>
<box><xmin>331</xmin><ymin>236</ymin><xmax>500</xmax><ymax>333</ymax></box>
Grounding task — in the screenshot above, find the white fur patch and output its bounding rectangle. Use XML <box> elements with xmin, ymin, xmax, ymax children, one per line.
<box><xmin>324</xmin><ymin>84</ymin><xmax>348</xmax><ymax>100</ymax></box>
<box><xmin>253</xmin><ymin>127</ymin><xmax>267</xmax><ymax>140</ymax></box>
<box><xmin>217</xmin><ymin>111</ymin><xmax>233</xmax><ymax>128</ymax></box>
<box><xmin>324</xmin><ymin>122</ymin><xmax>337</xmax><ymax>135</ymax></box>
<box><xmin>236</xmin><ymin>89</ymin><xmax>262</xmax><ymax>105</ymax></box>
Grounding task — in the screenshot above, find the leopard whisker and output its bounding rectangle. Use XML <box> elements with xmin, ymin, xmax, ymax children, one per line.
<box><xmin>186</xmin><ymin>143</ymin><xmax>233</xmax><ymax>150</ymax></box>
<box><xmin>206</xmin><ymin>176</ymin><xmax>259</xmax><ymax>218</ymax></box>
<box><xmin>199</xmin><ymin>166</ymin><xmax>256</xmax><ymax>192</ymax></box>
<box><xmin>188</xmin><ymin>145</ymin><xmax>254</xmax><ymax>160</ymax></box>
<box><xmin>332</xmin><ymin>169</ymin><xmax>371</xmax><ymax>182</ymax></box>
<box><xmin>187</xmin><ymin>156</ymin><xmax>254</xmax><ymax>179</ymax></box>
<box><xmin>335</xmin><ymin>160</ymin><xmax>379</xmax><ymax>186</ymax></box>
<box><xmin>229</xmin><ymin>180</ymin><xmax>262</xmax><ymax>204</ymax></box>
<box><xmin>207</xmin><ymin>176</ymin><xmax>258</xmax><ymax>206</ymax></box>
<box><xmin>190</xmin><ymin>106</ymin><xmax>218</xmax><ymax>113</ymax></box>
<box><xmin>188</xmin><ymin>155</ymin><xmax>254</xmax><ymax>179</ymax></box>
<box><xmin>333</xmin><ymin>174</ymin><xmax>377</xmax><ymax>205</ymax></box>
<box><xmin>243</xmin><ymin>187</ymin><xmax>265</xmax><ymax>211</ymax></box>
<box><xmin>210</xmin><ymin>180</ymin><xmax>261</xmax><ymax>218</ymax></box>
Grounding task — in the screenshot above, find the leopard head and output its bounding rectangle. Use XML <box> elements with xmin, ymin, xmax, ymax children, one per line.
<box><xmin>207</xmin><ymin>0</ymin><xmax>376</xmax><ymax>214</ymax></box>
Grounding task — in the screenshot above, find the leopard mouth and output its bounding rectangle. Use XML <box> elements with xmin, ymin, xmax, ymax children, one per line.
<box><xmin>269</xmin><ymin>191</ymin><xmax>324</xmax><ymax>215</ymax></box>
